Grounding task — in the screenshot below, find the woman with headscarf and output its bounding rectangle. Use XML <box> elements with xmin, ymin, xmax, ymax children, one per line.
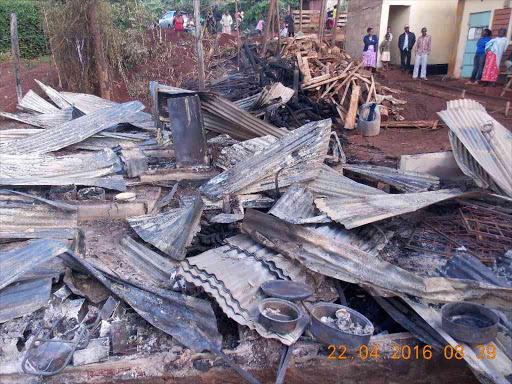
<box><xmin>481</xmin><ymin>28</ymin><xmax>508</xmax><ymax>86</ymax></box>
<box><xmin>363</xmin><ymin>27</ymin><xmax>378</xmax><ymax>71</ymax></box>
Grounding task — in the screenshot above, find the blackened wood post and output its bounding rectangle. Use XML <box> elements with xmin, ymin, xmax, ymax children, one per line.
<box><xmin>299</xmin><ymin>0</ymin><xmax>303</xmax><ymax>31</ymax></box>
<box><xmin>235</xmin><ymin>0</ymin><xmax>240</xmax><ymax>69</ymax></box>
<box><xmin>194</xmin><ymin>0</ymin><xmax>205</xmax><ymax>91</ymax></box>
<box><xmin>10</xmin><ymin>13</ymin><xmax>22</xmax><ymax>103</ymax></box>
<box><xmin>262</xmin><ymin>0</ymin><xmax>275</xmax><ymax>56</ymax></box>
<box><xmin>276</xmin><ymin>0</ymin><xmax>281</xmax><ymax>52</ymax></box>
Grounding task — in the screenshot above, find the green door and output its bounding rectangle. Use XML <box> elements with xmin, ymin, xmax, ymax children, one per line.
<box><xmin>461</xmin><ymin>11</ymin><xmax>491</xmax><ymax>77</ymax></box>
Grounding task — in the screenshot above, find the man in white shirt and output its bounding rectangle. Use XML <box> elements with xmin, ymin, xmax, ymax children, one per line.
<box><xmin>221</xmin><ymin>10</ymin><xmax>233</xmax><ymax>34</ymax></box>
<box><xmin>398</xmin><ymin>24</ymin><xmax>416</xmax><ymax>72</ymax></box>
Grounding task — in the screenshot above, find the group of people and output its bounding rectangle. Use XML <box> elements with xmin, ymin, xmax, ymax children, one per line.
<box><xmin>466</xmin><ymin>28</ymin><xmax>508</xmax><ymax>86</ymax></box>
<box><xmin>362</xmin><ymin>24</ymin><xmax>431</xmax><ymax>80</ymax></box>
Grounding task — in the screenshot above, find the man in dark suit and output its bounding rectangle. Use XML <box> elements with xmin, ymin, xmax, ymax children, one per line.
<box><xmin>398</xmin><ymin>24</ymin><xmax>416</xmax><ymax>72</ymax></box>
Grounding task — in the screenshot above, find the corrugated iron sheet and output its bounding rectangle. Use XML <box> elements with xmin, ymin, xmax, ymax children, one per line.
<box><xmin>232</xmin><ymin>93</ymin><xmax>260</xmax><ymax>111</ymax></box>
<box><xmin>199</xmin><ymin>93</ymin><xmax>287</xmax><ymax>139</ymax></box>
<box><xmin>0</xmin><ymin>108</ymin><xmax>74</xmax><ymax>129</ymax></box>
<box><xmin>202</xmin><ymin>111</ymin><xmax>255</xmax><ymax>141</ymax></box>
<box><xmin>406</xmin><ymin>299</ymin><xmax>512</xmax><ymax>384</ymax></box>
<box><xmin>36</xmin><ymin>80</ymin><xmax>73</xmax><ymax>109</ymax></box>
<box><xmin>0</xmin><ymin>278</ymin><xmax>52</xmax><ymax>323</ymax></box>
<box><xmin>127</xmin><ymin>195</ymin><xmax>203</xmax><ymax>260</ymax></box>
<box><xmin>0</xmin><ymin>148</ymin><xmax>126</xmax><ymax>191</ymax></box>
<box><xmin>216</xmin><ymin>136</ymin><xmax>277</xmax><ymax>170</ymax></box>
<box><xmin>315</xmin><ymin>189</ymin><xmax>466</xmax><ymax>229</ymax></box>
<box><xmin>313</xmin><ymin>223</ymin><xmax>394</xmax><ymax>257</ymax></box>
<box><xmin>0</xmin><ymin>128</ymin><xmax>42</xmax><ymax>143</ymax></box>
<box><xmin>0</xmin><ymin>101</ymin><xmax>144</xmax><ymax>155</ymax></box>
<box><xmin>249</xmin><ymin>82</ymin><xmax>295</xmax><ymax>111</ymax></box>
<box><xmin>179</xmin><ymin>234</ymin><xmax>309</xmax><ymax>345</ymax></box>
<box><xmin>66</xmin><ymin>253</ymin><xmax>222</xmax><ymax>353</ymax></box>
<box><xmin>438</xmin><ymin>99</ymin><xmax>512</xmax><ymax>197</ymax></box>
<box><xmin>199</xmin><ymin>119</ymin><xmax>331</xmax><ymax>200</ymax></box>
<box><xmin>307</xmin><ymin>165</ymin><xmax>386</xmax><ymax>198</ymax></box>
<box><xmin>242</xmin><ymin>209</ymin><xmax>512</xmax><ymax>306</ymax></box>
<box><xmin>0</xmin><ymin>189</ymin><xmax>78</xmax><ymax>241</ymax></box>
<box><xmin>0</xmin><ymin>239</ymin><xmax>68</xmax><ymax>290</ymax></box>
<box><xmin>18</xmin><ymin>90</ymin><xmax>60</xmax><ymax>114</ymax></box>
<box><xmin>269</xmin><ymin>184</ymin><xmax>330</xmax><ymax>224</ymax></box>
<box><xmin>60</xmin><ymin>92</ymin><xmax>117</xmax><ymax>114</ymax></box>
<box><xmin>118</xmin><ymin>236</ymin><xmax>176</xmax><ymax>288</ymax></box>
<box><xmin>343</xmin><ymin>164</ymin><xmax>440</xmax><ymax>193</ymax></box>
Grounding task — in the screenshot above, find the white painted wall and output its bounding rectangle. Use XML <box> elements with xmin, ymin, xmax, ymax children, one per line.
<box><xmin>453</xmin><ymin>0</ymin><xmax>512</xmax><ymax>78</ymax></box>
<box><xmin>377</xmin><ymin>0</ymin><xmax>459</xmax><ymax>67</ymax></box>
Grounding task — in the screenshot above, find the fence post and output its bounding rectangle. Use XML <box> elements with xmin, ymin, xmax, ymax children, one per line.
<box><xmin>10</xmin><ymin>13</ymin><xmax>22</xmax><ymax>104</ymax></box>
<box><xmin>299</xmin><ymin>0</ymin><xmax>303</xmax><ymax>31</ymax></box>
<box><xmin>262</xmin><ymin>0</ymin><xmax>275</xmax><ymax>56</ymax></box>
<box><xmin>331</xmin><ymin>0</ymin><xmax>343</xmax><ymax>46</ymax></box>
<box><xmin>194</xmin><ymin>0</ymin><xmax>205</xmax><ymax>90</ymax></box>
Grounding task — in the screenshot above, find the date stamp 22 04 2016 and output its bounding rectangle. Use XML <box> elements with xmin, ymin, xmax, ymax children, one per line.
<box><xmin>327</xmin><ymin>344</ymin><xmax>497</xmax><ymax>361</ymax></box>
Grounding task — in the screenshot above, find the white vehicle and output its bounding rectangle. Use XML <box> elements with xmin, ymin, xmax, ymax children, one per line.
<box><xmin>159</xmin><ymin>11</ymin><xmax>189</xmax><ymax>29</ymax></box>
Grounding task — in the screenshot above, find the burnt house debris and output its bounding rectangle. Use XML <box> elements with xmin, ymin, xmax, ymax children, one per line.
<box><xmin>1</xmin><ymin>33</ymin><xmax>512</xmax><ymax>384</ymax></box>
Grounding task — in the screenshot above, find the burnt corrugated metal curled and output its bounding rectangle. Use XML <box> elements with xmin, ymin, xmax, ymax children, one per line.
<box><xmin>179</xmin><ymin>234</ymin><xmax>310</xmax><ymax>345</ymax></box>
<box><xmin>0</xmin><ymin>189</ymin><xmax>78</xmax><ymax>241</ymax></box>
<box><xmin>64</xmin><ymin>252</ymin><xmax>222</xmax><ymax>353</ymax></box>
<box><xmin>18</xmin><ymin>90</ymin><xmax>60</xmax><ymax>114</ymax></box>
<box><xmin>0</xmin><ymin>108</ymin><xmax>74</xmax><ymax>129</ymax></box>
<box><xmin>438</xmin><ymin>99</ymin><xmax>512</xmax><ymax>197</ymax></box>
<box><xmin>118</xmin><ymin>236</ymin><xmax>176</xmax><ymax>288</ymax></box>
<box><xmin>269</xmin><ymin>184</ymin><xmax>330</xmax><ymax>224</ymax></box>
<box><xmin>249</xmin><ymin>82</ymin><xmax>295</xmax><ymax>111</ymax></box>
<box><xmin>35</xmin><ymin>80</ymin><xmax>73</xmax><ymax>109</ymax></box>
<box><xmin>343</xmin><ymin>164</ymin><xmax>440</xmax><ymax>193</ymax></box>
<box><xmin>315</xmin><ymin>189</ymin><xmax>466</xmax><ymax>229</ymax></box>
<box><xmin>306</xmin><ymin>165</ymin><xmax>386</xmax><ymax>198</ymax></box>
<box><xmin>0</xmin><ymin>101</ymin><xmax>144</xmax><ymax>155</ymax></box>
<box><xmin>0</xmin><ymin>278</ymin><xmax>52</xmax><ymax>323</ymax></box>
<box><xmin>241</xmin><ymin>209</ymin><xmax>512</xmax><ymax>306</ymax></box>
<box><xmin>0</xmin><ymin>239</ymin><xmax>68</xmax><ymax>290</ymax></box>
<box><xmin>200</xmin><ymin>119</ymin><xmax>331</xmax><ymax>200</ymax></box>
<box><xmin>0</xmin><ymin>149</ymin><xmax>126</xmax><ymax>191</ymax></box>
<box><xmin>127</xmin><ymin>194</ymin><xmax>203</xmax><ymax>260</ymax></box>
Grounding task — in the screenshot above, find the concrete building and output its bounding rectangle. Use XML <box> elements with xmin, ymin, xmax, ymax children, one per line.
<box><xmin>344</xmin><ymin>0</ymin><xmax>458</xmax><ymax>70</ymax></box>
<box><xmin>449</xmin><ymin>0</ymin><xmax>512</xmax><ymax>78</ymax></box>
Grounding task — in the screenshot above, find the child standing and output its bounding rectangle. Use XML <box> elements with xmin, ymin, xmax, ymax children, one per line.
<box><xmin>379</xmin><ymin>33</ymin><xmax>391</xmax><ymax>71</ymax></box>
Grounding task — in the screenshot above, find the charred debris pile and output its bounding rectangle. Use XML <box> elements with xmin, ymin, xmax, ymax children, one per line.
<box><xmin>0</xmin><ymin>36</ymin><xmax>512</xmax><ymax>384</ymax></box>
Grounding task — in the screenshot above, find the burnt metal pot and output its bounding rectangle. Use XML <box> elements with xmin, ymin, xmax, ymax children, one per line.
<box><xmin>441</xmin><ymin>302</ymin><xmax>499</xmax><ymax>344</ymax></box>
<box><xmin>260</xmin><ymin>280</ymin><xmax>314</xmax><ymax>302</ymax></box>
<box><xmin>258</xmin><ymin>298</ymin><xmax>303</xmax><ymax>335</ymax></box>
<box><xmin>310</xmin><ymin>303</ymin><xmax>373</xmax><ymax>350</ymax></box>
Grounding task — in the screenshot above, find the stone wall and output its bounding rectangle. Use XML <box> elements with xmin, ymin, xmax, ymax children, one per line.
<box><xmin>344</xmin><ymin>0</ymin><xmax>384</xmax><ymax>61</ymax></box>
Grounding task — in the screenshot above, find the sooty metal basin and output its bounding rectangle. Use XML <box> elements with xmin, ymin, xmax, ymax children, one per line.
<box><xmin>258</xmin><ymin>298</ymin><xmax>303</xmax><ymax>335</ymax></box>
<box><xmin>310</xmin><ymin>303</ymin><xmax>373</xmax><ymax>349</ymax></box>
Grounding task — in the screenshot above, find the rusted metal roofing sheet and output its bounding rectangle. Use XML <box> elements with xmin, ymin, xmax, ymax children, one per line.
<box><xmin>406</xmin><ymin>299</ymin><xmax>512</xmax><ymax>384</ymax></box>
<box><xmin>269</xmin><ymin>184</ymin><xmax>330</xmax><ymax>224</ymax></box>
<box><xmin>0</xmin><ymin>189</ymin><xmax>78</xmax><ymax>240</ymax></box>
<box><xmin>242</xmin><ymin>209</ymin><xmax>512</xmax><ymax>306</ymax></box>
<box><xmin>0</xmin><ymin>239</ymin><xmax>68</xmax><ymax>290</ymax></box>
<box><xmin>179</xmin><ymin>234</ymin><xmax>309</xmax><ymax>345</ymax></box>
<box><xmin>66</xmin><ymin>253</ymin><xmax>222</xmax><ymax>353</ymax></box>
<box><xmin>0</xmin><ymin>148</ymin><xmax>126</xmax><ymax>191</ymax></box>
<box><xmin>438</xmin><ymin>99</ymin><xmax>512</xmax><ymax>197</ymax></box>
<box><xmin>118</xmin><ymin>236</ymin><xmax>176</xmax><ymax>288</ymax></box>
<box><xmin>127</xmin><ymin>195</ymin><xmax>203</xmax><ymax>260</ymax></box>
<box><xmin>18</xmin><ymin>90</ymin><xmax>60</xmax><ymax>114</ymax></box>
<box><xmin>199</xmin><ymin>93</ymin><xmax>287</xmax><ymax>139</ymax></box>
<box><xmin>306</xmin><ymin>165</ymin><xmax>386</xmax><ymax>198</ymax></box>
<box><xmin>0</xmin><ymin>278</ymin><xmax>52</xmax><ymax>323</ymax></box>
<box><xmin>313</xmin><ymin>223</ymin><xmax>394</xmax><ymax>257</ymax></box>
<box><xmin>199</xmin><ymin>119</ymin><xmax>331</xmax><ymax>200</ymax></box>
<box><xmin>0</xmin><ymin>101</ymin><xmax>144</xmax><ymax>155</ymax></box>
<box><xmin>343</xmin><ymin>164</ymin><xmax>440</xmax><ymax>193</ymax></box>
<box><xmin>0</xmin><ymin>108</ymin><xmax>74</xmax><ymax>129</ymax></box>
<box><xmin>315</xmin><ymin>189</ymin><xmax>466</xmax><ymax>229</ymax></box>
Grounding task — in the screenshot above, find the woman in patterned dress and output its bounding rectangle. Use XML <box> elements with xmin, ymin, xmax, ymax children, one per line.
<box><xmin>481</xmin><ymin>28</ymin><xmax>508</xmax><ymax>87</ymax></box>
<box><xmin>363</xmin><ymin>27</ymin><xmax>378</xmax><ymax>72</ymax></box>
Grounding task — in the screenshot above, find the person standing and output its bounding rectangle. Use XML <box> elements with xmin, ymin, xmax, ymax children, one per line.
<box><xmin>387</xmin><ymin>26</ymin><xmax>393</xmax><ymax>42</ymax></box>
<box><xmin>398</xmin><ymin>24</ymin><xmax>416</xmax><ymax>72</ymax></box>
<box><xmin>466</xmin><ymin>29</ymin><xmax>492</xmax><ymax>85</ymax></box>
<box><xmin>221</xmin><ymin>10</ymin><xmax>233</xmax><ymax>34</ymax></box>
<box><xmin>379</xmin><ymin>33</ymin><xmax>391</xmax><ymax>71</ymax></box>
<box><xmin>413</xmin><ymin>27</ymin><xmax>431</xmax><ymax>80</ymax></box>
<box><xmin>255</xmin><ymin>19</ymin><xmax>264</xmax><ymax>35</ymax></box>
<box><xmin>173</xmin><ymin>11</ymin><xmax>185</xmax><ymax>32</ymax></box>
<box><xmin>284</xmin><ymin>11</ymin><xmax>295</xmax><ymax>37</ymax></box>
<box><xmin>363</xmin><ymin>27</ymin><xmax>378</xmax><ymax>71</ymax></box>
<box><xmin>481</xmin><ymin>28</ymin><xmax>508</xmax><ymax>86</ymax></box>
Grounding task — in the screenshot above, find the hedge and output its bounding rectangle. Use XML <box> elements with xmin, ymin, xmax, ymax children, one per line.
<box><xmin>0</xmin><ymin>0</ymin><xmax>49</xmax><ymax>58</ymax></box>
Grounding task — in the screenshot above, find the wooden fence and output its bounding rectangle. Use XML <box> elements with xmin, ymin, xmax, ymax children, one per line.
<box><xmin>292</xmin><ymin>10</ymin><xmax>347</xmax><ymax>29</ymax></box>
